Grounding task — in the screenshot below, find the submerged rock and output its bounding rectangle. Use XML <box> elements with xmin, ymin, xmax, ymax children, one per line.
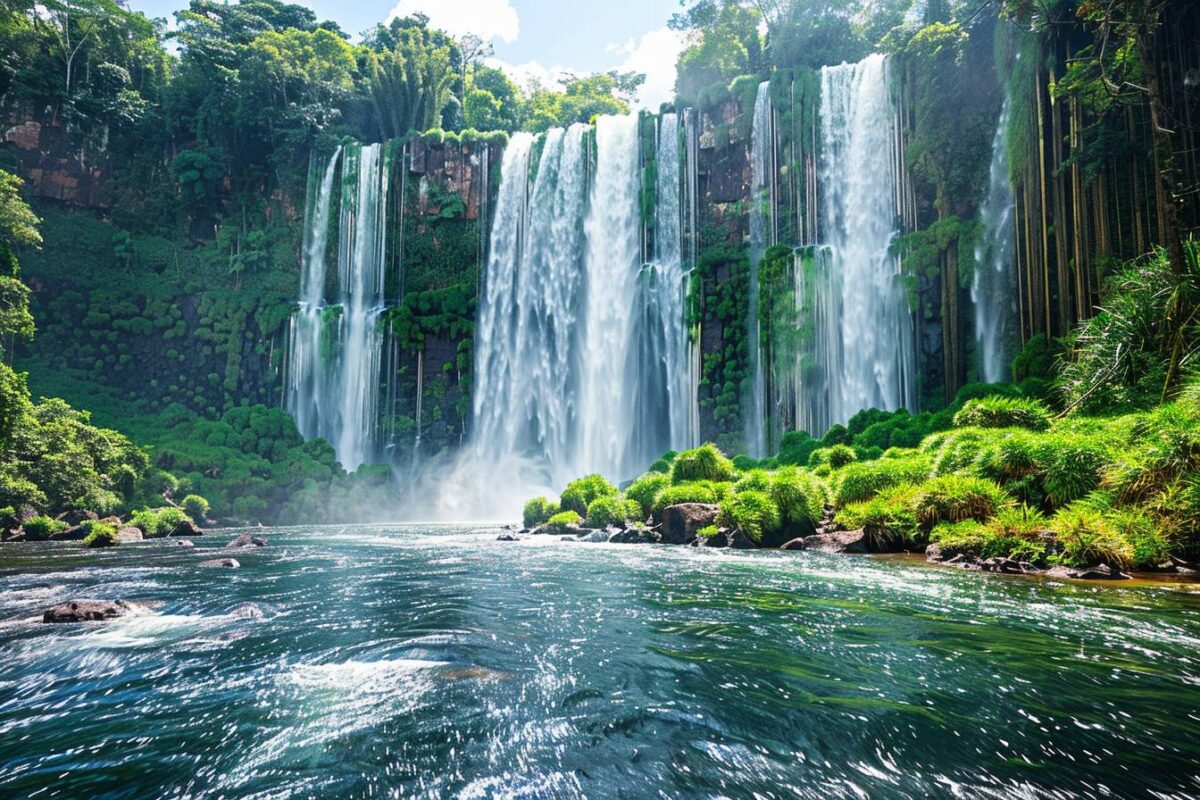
<box><xmin>496</xmin><ymin>533</ymin><xmax>518</xmax><ymax>541</ymax></box>
<box><xmin>198</xmin><ymin>557</ymin><xmax>240</xmax><ymax>569</ymax></box>
<box><xmin>226</xmin><ymin>533</ymin><xmax>267</xmax><ymax>548</ymax></box>
<box><xmin>780</xmin><ymin>537</ymin><xmax>806</xmax><ymax>551</ymax></box>
<box><xmin>661</xmin><ymin>503</ymin><xmax>719</xmax><ymax>545</ymax></box>
<box><xmin>42</xmin><ymin>599</ymin><xmax>143</xmax><ymax>623</ymax></box>
<box><xmin>229</xmin><ymin>603</ymin><xmax>264</xmax><ymax>620</ymax></box>
<box><xmin>726</xmin><ymin>529</ymin><xmax>758</xmax><ymax>549</ymax></box>
<box><xmin>800</xmin><ymin>529</ymin><xmax>867</xmax><ymax>554</ymax></box>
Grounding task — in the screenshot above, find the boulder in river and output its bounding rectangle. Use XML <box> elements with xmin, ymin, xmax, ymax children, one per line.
<box><xmin>496</xmin><ymin>533</ymin><xmax>518</xmax><ymax>541</ymax></box>
<box><xmin>171</xmin><ymin>520</ymin><xmax>204</xmax><ymax>538</ymax></box>
<box><xmin>1046</xmin><ymin>563</ymin><xmax>1130</xmax><ymax>580</ymax></box>
<box><xmin>608</xmin><ymin>528</ymin><xmax>661</xmax><ymax>545</ymax></box>
<box><xmin>173</xmin><ymin>539</ymin><xmax>195</xmax><ymax>548</ymax></box>
<box><xmin>116</xmin><ymin>526</ymin><xmax>143</xmax><ymax>544</ymax></box>
<box><xmin>198</xmin><ymin>557</ymin><xmax>240</xmax><ymax>568</ymax></box>
<box><xmin>780</xmin><ymin>537</ymin><xmax>806</xmax><ymax>551</ymax></box>
<box><xmin>49</xmin><ymin>525</ymin><xmax>87</xmax><ymax>541</ymax></box>
<box><xmin>56</xmin><ymin>510</ymin><xmax>98</xmax><ymax>527</ymax></box>
<box><xmin>800</xmin><ymin>529</ymin><xmax>868</xmax><ymax>554</ymax></box>
<box><xmin>42</xmin><ymin>599</ymin><xmax>146</xmax><ymax>623</ymax></box>
<box><xmin>661</xmin><ymin>503</ymin><xmax>719</xmax><ymax>545</ymax></box>
<box><xmin>226</xmin><ymin>533</ymin><xmax>267</xmax><ymax>548</ymax></box>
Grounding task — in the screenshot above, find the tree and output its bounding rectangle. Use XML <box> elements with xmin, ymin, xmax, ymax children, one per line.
<box><xmin>0</xmin><ymin>171</ymin><xmax>39</xmax><ymax>348</ymax></box>
<box><xmin>671</xmin><ymin>0</ymin><xmax>763</xmax><ymax>100</ymax></box>
<box><xmin>464</xmin><ymin>64</ymin><xmax>522</xmax><ymax>132</ymax></box>
<box><xmin>366</xmin><ymin>18</ymin><xmax>455</xmax><ymax>139</ymax></box>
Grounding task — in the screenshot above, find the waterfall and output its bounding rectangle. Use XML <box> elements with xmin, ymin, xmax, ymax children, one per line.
<box><xmin>287</xmin><ymin>146</ymin><xmax>341</xmax><ymax>443</ymax></box>
<box><xmin>746</xmin><ymin>81</ymin><xmax>773</xmax><ymax>457</ymax></box>
<box><xmin>683</xmin><ymin>108</ymin><xmax>702</xmax><ymax>447</ymax></box>
<box><xmin>625</xmin><ymin>113</ymin><xmax>693</xmax><ymax>472</ymax></box>
<box><xmin>286</xmin><ymin>142</ymin><xmax>392</xmax><ymax>471</ymax></box>
<box><xmin>580</xmin><ymin>115</ymin><xmax>643</xmax><ymax>478</ymax></box>
<box><xmin>972</xmin><ymin>97</ymin><xmax>1017</xmax><ymax>383</ymax></box>
<box><xmin>819</xmin><ymin>54</ymin><xmax>915</xmax><ymax>425</ymax></box>
<box><xmin>471</xmin><ymin>126</ymin><xmax>589</xmax><ymax>490</ymax></box>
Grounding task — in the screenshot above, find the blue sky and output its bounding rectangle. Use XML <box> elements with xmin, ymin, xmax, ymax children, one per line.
<box><xmin>125</xmin><ymin>0</ymin><xmax>686</xmax><ymax>107</ymax></box>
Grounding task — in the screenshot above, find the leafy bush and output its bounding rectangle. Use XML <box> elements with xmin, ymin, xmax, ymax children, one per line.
<box><xmin>625</xmin><ymin>472</ymin><xmax>670</xmax><ymax>516</ymax></box>
<box><xmin>835</xmin><ymin>484</ymin><xmax>921</xmax><ymax>547</ymax></box>
<box><xmin>734</xmin><ymin>469</ymin><xmax>773</xmax><ymax>493</ymax></box>
<box><xmin>1105</xmin><ymin>507</ymin><xmax>1170</xmax><ymax>568</ymax></box>
<box><xmin>954</xmin><ymin>396</ymin><xmax>1051</xmax><ymax>431</ymax></box>
<box><xmin>913</xmin><ymin>475</ymin><xmax>1011</xmax><ymax>527</ymax></box>
<box><xmin>770</xmin><ymin>467</ymin><xmax>825</xmax><ymax>531</ymax></box>
<box><xmin>22</xmin><ymin>515</ymin><xmax>67</xmax><ymax>539</ymax></box>
<box><xmin>777</xmin><ymin>430</ymin><xmax>819</xmax><ymax>466</ymax></box>
<box><xmin>129</xmin><ymin>506</ymin><xmax>190</xmax><ymax>537</ymax></box>
<box><xmin>1034</xmin><ymin>434</ymin><xmax>1109</xmax><ymax>508</ymax></box>
<box><xmin>697</xmin><ymin>524</ymin><xmax>721</xmax><ymax>539</ymax></box>
<box><xmin>670</xmin><ymin>443</ymin><xmax>735</xmax><ymax>483</ymax></box>
<box><xmin>181</xmin><ymin>494</ymin><xmax>210</xmax><ymax>520</ymax></box>
<box><xmin>523</xmin><ymin>496</ymin><xmax>558</xmax><ymax>528</ymax></box>
<box><xmin>834</xmin><ymin>457</ymin><xmax>930</xmax><ymax>505</ymax></box>
<box><xmin>1051</xmin><ymin>505</ymin><xmax>1133</xmax><ymax>570</ymax></box>
<box><xmin>653</xmin><ymin>481</ymin><xmax>720</xmax><ymax>513</ymax></box>
<box><xmin>716</xmin><ymin>490</ymin><xmax>780</xmax><ymax>543</ymax></box>
<box><xmin>81</xmin><ymin>520</ymin><xmax>119</xmax><ymax>548</ymax></box>
<box><xmin>585</xmin><ymin>495</ymin><xmax>641</xmax><ymax>528</ymax></box>
<box><xmin>544</xmin><ymin>510</ymin><xmax>582</xmax><ymax>532</ymax></box>
<box><xmin>559</xmin><ymin>474</ymin><xmax>618</xmax><ymax>515</ymax></box>
<box><xmin>810</xmin><ymin>444</ymin><xmax>857</xmax><ymax>470</ymax></box>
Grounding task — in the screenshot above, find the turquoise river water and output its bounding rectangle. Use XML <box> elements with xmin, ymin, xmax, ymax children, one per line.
<box><xmin>1</xmin><ymin>526</ymin><xmax>1199</xmax><ymax>798</ymax></box>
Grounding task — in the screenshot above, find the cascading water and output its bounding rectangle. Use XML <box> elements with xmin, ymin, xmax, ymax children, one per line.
<box><xmin>746</xmin><ymin>81</ymin><xmax>773</xmax><ymax>457</ymax></box>
<box><xmin>286</xmin><ymin>142</ymin><xmax>392</xmax><ymax>471</ymax></box>
<box><xmin>287</xmin><ymin>146</ymin><xmax>341</xmax><ymax>442</ymax></box>
<box><xmin>470</xmin><ymin>126</ymin><xmax>589</xmax><ymax>491</ymax></box>
<box><xmin>972</xmin><ymin>96</ymin><xmax>1017</xmax><ymax>383</ymax></box>
<box><xmin>580</xmin><ymin>115</ymin><xmax>644</xmax><ymax>479</ymax></box>
<box><xmin>819</xmin><ymin>54</ymin><xmax>915</xmax><ymax>425</ymax></box>
<box><xmin>626</xmin><ymin>113</ymin><xmax>693</xmax><ymax>471</ymax></box>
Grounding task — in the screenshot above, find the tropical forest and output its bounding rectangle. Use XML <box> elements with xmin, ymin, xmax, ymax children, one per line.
<box><xmin>0</xmin><ymin>0</ymin><xmax>1198</xmax><ymax>796</ymax></box>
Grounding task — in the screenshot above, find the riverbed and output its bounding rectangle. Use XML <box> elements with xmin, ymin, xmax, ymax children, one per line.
<box><xmin>2</xmin><ymin>526</ymin><xmax>1199</xmax><ymax>798</ymax></box>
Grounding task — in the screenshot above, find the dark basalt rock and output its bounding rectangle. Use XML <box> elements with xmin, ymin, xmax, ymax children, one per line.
<box><xmin>56</xmin><ymin>509</ymin><xmax>98</xmax><ymax>527</ymax></box>
<box><xmin>780</xmin><ymin>537</ymin><xmax>806</xmax><ymax>551</ymax></box>
<box><xmin>226</xmin><ymin>533</ymin><xmax>267</xmax><ymax>548</ymax></box>
<box><xmin>170</xmin><ymin>520</ymin><xmax>204</xmax><ymax>538</ymax></box>
<box><xmin>661</xmin><ymin>503</ymin><xmax>720</xmax><ymax>545</ymax></box>
<box><xmin>496</xmin><ymin>533</ymin><xmax>518</xmax><ymax>541</ymax></box>
<box><xmin>980</xmin><ymin>557</ymin><xmax>1038</xmax><ymax>575</ymax></box>
<box><xmin>801</xmin><ymin>529</ymin><xmax>868</xmax><ymax>554</ymax></box>
<box><xmin>698</xmin><ymin>528</ymin><xmax>729</xmax><ymax>548</ymax></box>
<box><xmin>49</xmin><ymin>525</ymin><xmax>87</xmax><ymax>541</ymax></box>
<box><xmin>1046</xmin><ymin>564</ymin><xmax>1130</xmax><ymax>580</ymax></box>
<box><xmin>43</xmin><ymin>599</ymin><xmax>137</xmax><ymax>623</ymax></box>
<box><xmin>198</xmin><ymin>557</ymin><xmax>240</xmax><ymax>568</ymax></box>
<box><xmin>726</xmin><ymin>529</ymin><xmax>758</xmax><ymax>549</ymax></box>
<box><xmin>607</xmin><ymin>528</ymin><xmax>661</xmax><ymax>544</ymax></box>
<box><xmin>172</xmin><ymin>539</ymin><xmax>195</xmax><ymax>548</ymax></box>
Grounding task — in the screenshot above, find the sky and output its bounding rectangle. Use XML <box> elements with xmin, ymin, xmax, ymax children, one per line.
<box><xmin>124</xmin><ymin>0</ymin><xmax>687</xmax><ymax>108</ymax></box>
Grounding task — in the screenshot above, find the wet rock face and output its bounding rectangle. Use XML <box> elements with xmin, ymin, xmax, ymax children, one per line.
<box><xmin>607</xmin><ymin>528</ymin><xmax>662</xmax><ymax>545</ymax></box>
<box><xmin>170</xmin><ymin>520</ymin><xmax>204</xmax><ymax>538</ymax></box>
<box><xmin>661</xmin><ymin>504</ymin><xmax>720</xmax><ymax>545</ymax></box>
<box><xmin>800</xmin><ymin>530</ymin><xmax>868</xmax><ymax>554</ymax></box>
<box><xmin>43</xmin><ymin>599</ymin><xmax>133</xmax><ymax>623</ymax></box>
<box><xmin>1046</xmin><ymin>564</ymin><xmax>1131</xmax><ymax>581</ymax></box>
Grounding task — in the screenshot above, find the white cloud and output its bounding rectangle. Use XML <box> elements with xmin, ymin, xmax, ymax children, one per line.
<box><xmin>388</xmin><ymin>0</ymin><xmax>519</xmax><ymax>43</ymax></box>
<box><xmin>614</xmin><ymin>27</ymin><xmax>684</xmax><ymax>110</ymax></box>
<box><xmin>487</xmin><ymin>28</ymin><xmax>683</xmax><ymax>111</ymax></box>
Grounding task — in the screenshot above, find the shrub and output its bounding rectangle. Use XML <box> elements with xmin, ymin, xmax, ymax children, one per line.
<box><xmin>834</xmin><ymin>457</ymin><xmax>930</xmax><ymax>505</ymax></box>
<box><xmin>625</xmin><ymin>473</ymin><xmax>670</xmax><ymax>517</ymax></box>
<box><xmin>1106</xmin><ymin>507</ymin><xmax>1170</xmax><ymax>568</ymax></box>
<box><xmin>22</xmin><ymin>515</ymin><xmax>67</xmax><ymax>539</ymax></box>
<box><xmin>544</xmin><ymin>510</ymin><xmax>582</xmax><ymax>532</ymax></box>
<box><xmin>130</xmin><ymin>506</ymin><xmax>191</xmax><ymax>537</ymax></box>
<box><xmin>827</xmin><ymin>444</ymin><xmax>857</xmax><ymax>469</ymax></box>
<box><xmin>670</xmin><ymin>443</ymin><xmax>735</xmax><ymax>483</ymax></box>
<box><xmin>1034</xmin><ymin>434</ymin><xmax>1109</xmax><ymax>508</ymax></box>
<box><xmin>559</xmin><ymin>474</ymin><xmax>618</xmax><ymax>515</ymax></box>
<box><xmin>777</xmin><ymin>430</ymin><xmax>819</xmax><ymax>466</ymax></box>
<box><xmin>929</xmin><ymin>429</ymin><xmax>992</xmax><ymax>476</ymax></box>
<box><xmin>653</xmin><ymin>481</ymin><xmax>719</xmax><ymax>513</ymax></box>
<box><xmin>181</xmin><ymin>494</ymin><xmax>210</xmax><ymax>520</ymax></box>
<box><xmin>1051</xmin><ymin>505</ymin><xmax>1133</xmax><ymax>570</ymax></box>
<box><xmin>585</xmin><ymin>495</ymin><xmax>641</xmax><ymax>528</ymax></box>
<box><xmin>716</xmin><ymin>490</ymin><xmax>781</xmax><ymax>543</ymax></box>
<box><xmin>913</xmin><ymin>475</ymin><xmax>1011</xmax><ymax>528</ymax></box>
<box><xmin>81</xmin><ymin>519</ymin><xmax>119</xmax><ymax>548</ymax></box>
<box><xmin>770</xmin><ymin>467</ymin><xmax>825</xmax><ymax>530</ymax></box>
<box><xmin>697</xmin><ymin>524</ymin><xmax>721</xmax><ymax>539</ymax></box>
<box><xmin>929</xmin><ymin>520</ymin><xmax>988</xmax><ymax>557</ymax></box>
<box><xmin>954</xmin><ymin>396</ymin><xmax>1051</xmax><ymax>431</ymax></box>
<box><xmin>523</xmin><ymin>496</ymin><xmax>558</xmax><ymax>528</ymax></box>
<box><xmin>734</xmin><ymin>469</ymin><xmax>773</xmax><ymax>493</ymax></box>
<box><xmin>834</xmin><ymin>484</ymin><xmax>921</xmax><ymax>547</ymax></box>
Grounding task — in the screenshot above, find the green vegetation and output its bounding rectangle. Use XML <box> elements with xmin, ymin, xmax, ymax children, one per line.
<box><xmin>81</xmin><ymin>519</ymin><xmax>119</xmax><ymax>548</ymax></box>
<box><xmin>523</xmin><ymin>496</ymin><xmax>559</xmax><ymax>529</ymax></box>
<box><xmin>129</xmin><ymin>506</ymin><xmax>190</xmax><ymax>538</ymax></box>
<box><xmin>544</xmin><ymin>510</ymin><xmax>582</xmax><ymax>533</ymax></box>
<box><xmin>670</xmin><ymin>443</ymin><xmax>736</xmax><ymax>483</ymax></box>
<box><xmin>559</xmin><ymin>474</ymin><xmax>618</xmax><ymax>516</ymax></box>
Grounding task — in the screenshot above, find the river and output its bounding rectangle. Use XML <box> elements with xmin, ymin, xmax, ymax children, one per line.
<box><xmin>2</xmin><ymin>526</ymin><xmax>1198</xmax><ymax>798</ymax></box>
